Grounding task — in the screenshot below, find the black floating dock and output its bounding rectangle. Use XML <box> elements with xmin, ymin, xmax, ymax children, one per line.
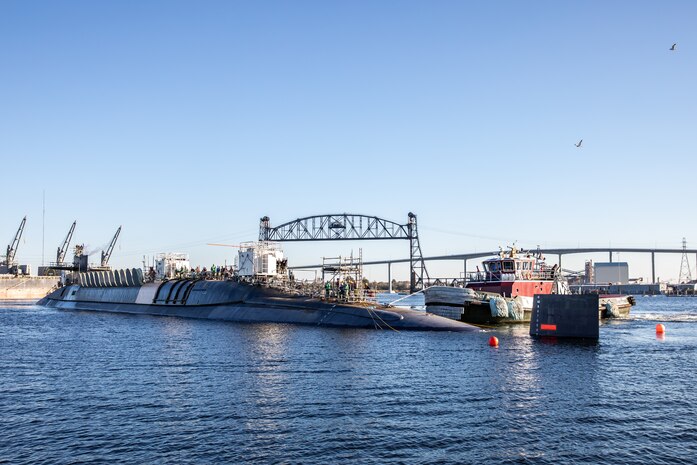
<box><xmin>530</xmin><ymin>294</ymin><xmax>599</xmax><ymax>339</ymax></box>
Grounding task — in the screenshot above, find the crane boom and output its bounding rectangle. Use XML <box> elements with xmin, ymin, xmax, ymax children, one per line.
<box><xmin>101</xmin><ymin>226</ymin><xmax>121</xmax><ymax>267</ymax></box>
<box><xmin>5</xmin><ymin>216</ymin><xmax>27</xmax><ymax>266</ymax></box>
<box><xmin>57</xmin><ymin>221</ymin><xmax>76</xmax><ymax>264</ymax></box>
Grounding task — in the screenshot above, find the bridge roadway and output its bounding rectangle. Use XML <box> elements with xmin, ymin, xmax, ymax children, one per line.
<box><xmin>290</xmin><ymin>247</ymin><xmax>697</xmax><ymax>285</ymax></box>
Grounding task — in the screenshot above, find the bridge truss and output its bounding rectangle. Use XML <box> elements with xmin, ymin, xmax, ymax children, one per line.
<box><xmin>259</xmin><ymin>213</ymin><xmax>429</xmax><ymax>292</ymax></box>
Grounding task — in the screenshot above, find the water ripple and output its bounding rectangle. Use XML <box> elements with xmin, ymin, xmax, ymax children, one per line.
<box><xmin>1</xmin><ymin>297</ymin><xmax>696</xmax><ymax>463</ymax></box>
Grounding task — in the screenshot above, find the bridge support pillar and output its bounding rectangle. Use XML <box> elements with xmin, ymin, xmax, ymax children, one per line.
<box><xmin>651</xmin><ymin>252</ymin><xmax>655</xmax><ymax>284</ymax></box>
<box><xmin>558</xmin><ymin>254</ymin><xmax>562</xmax><ymax>269</ymax></box>
<box><xmin>388</xmin><ymin>262</ymin><xmax>392</xmax><ymax>293</ymax></box>
<box><xmin>609</xmin><ymin>251</ymin><xmax>613</xmax><ymax>263</ymax></box>
<box><xmin>463</xmin><ymin>260</ymin><xmax>467</xmax><ymax>282</ymax></box>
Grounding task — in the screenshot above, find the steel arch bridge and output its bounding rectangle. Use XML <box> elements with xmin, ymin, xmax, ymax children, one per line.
<box><xmin>259</xmin><ymin>213</ymin><xmax>429</xmax><ymax>292</ymax></box>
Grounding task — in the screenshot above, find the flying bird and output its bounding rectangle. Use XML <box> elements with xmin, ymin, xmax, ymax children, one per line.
<box><xmin>575</xmin><ymin>139</ymin><xmax>583</xmax><ymax>148</ymax></box>
<box><xmin>670</xmin><ymin>43</ymin><xmax>677</xmax><ymax>51</ymax></box>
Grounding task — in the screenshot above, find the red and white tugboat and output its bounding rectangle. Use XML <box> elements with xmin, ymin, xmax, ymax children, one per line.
<box><xmin>424</xmin><ymin>246</ymin><xmax>635</xmax><ymax>325</ymax></box>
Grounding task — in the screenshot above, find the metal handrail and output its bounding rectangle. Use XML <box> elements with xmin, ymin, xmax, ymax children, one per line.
<box><xmin>424</xmin><ymin>277</ymin><xmax>467</xmax><ymax>287</ymax></box>
<box><xmin>466</xmin><ymin>270</ymin><xmax>556</xmax><ymax>282</ymax></box>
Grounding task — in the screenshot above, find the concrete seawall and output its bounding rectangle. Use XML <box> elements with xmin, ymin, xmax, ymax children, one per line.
<box><xmin>1</xmin><ymin>276</ymin><xmax>60</xmax><ymax>300</ymax></box>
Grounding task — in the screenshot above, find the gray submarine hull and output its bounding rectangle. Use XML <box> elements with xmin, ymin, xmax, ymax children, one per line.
<box><xmin>37</xmin><ymin>280</ymin><xmax>477</xmax><ymax>332</ymax></box>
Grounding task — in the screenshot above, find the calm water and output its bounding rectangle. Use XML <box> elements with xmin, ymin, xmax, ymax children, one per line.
<box><xmin>1</xmin><ymin>295</ymin><xmax>696</xmax><ymax>464</ymax></box>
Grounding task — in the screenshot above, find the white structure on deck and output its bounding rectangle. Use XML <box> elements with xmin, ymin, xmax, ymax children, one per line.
<box><xmin>594</xmin><ymin>262</ymin><xmax>629</xmax><ymax>285</ymax></box>
<box><xmin>155</xmin><ymin>253</ymin><xmax>190</xmax><ymax>279</ymax></box>
<box><xmin>237</xmin><ymin>242</ymin><xmax>286</xmax><ymax>278</ymax></box>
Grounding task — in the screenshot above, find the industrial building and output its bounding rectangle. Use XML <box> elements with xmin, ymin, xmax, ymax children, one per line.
<box><xmin>593</xmin><ymin>262</ymin><xmax>629</xmax><ymax>285</ymax></box>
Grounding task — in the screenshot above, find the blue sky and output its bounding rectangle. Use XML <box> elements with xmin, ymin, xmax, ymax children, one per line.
<box><xmin>1</xmin><ymin>1</ymin><xmax>695</xmax><ymax>282</ymax></box>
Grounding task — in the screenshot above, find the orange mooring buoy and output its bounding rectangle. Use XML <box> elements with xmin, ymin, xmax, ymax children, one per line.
<box><xmin>488</xmin><ymin>336</ymin><xmax>499</xmax><ymax>347</ymax></box>
<box><xmin>656</xmin><ymin>323</ymin><xmax>666</xmax><ymax>334</ymax></box>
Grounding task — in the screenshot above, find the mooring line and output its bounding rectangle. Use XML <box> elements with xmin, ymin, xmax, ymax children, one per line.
<box><xmin>367</xmin><ymin>307</ymin><xmax>400</xmax><ymax>333</ymax></box>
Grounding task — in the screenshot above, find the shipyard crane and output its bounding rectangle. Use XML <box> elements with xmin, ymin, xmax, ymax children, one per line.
<box><xmin>4</xmin><ymin>216</ymin><xmax>27</xmax><ymax>268</ymax></box>
<box><xmin>56</xmin><ymin>221</ymin><xmax>76</xmax><ymax>265</ymax></box>
<box><xmin>101</xmin><ymin>226</ymin><xmax>121</xmax><ymax>268</ymax></box>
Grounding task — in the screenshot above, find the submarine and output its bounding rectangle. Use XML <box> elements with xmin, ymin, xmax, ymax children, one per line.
<box><xmin>38</xmin><ymin>243</ymin><xmax>477</xmax><ymax>332</ymax></box>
